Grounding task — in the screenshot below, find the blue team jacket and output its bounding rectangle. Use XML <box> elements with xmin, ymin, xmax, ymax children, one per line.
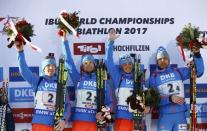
<box><xmin>18</xmin><ymin>50</ymin><xmax>70</xmax><ymax>126</ymax></box>
<box><xmin>148</xmin><ymin>52</ymin><xmax>204</xmax><ymax>114</ymax></box>
<box><xmin>61</xmin><ymin>40</ymin><xmax>114</xmax><ymax>122</ymax></box>
<box><xmin>105</xmin><ymin>40</ymin><xmax>141</xmax><ymax>120</ymax></box>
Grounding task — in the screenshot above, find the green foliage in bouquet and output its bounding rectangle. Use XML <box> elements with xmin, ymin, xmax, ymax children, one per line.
<box><xmin>3</xmin><ymin>19</ymin><xmax>34</xmax><ymax>38</ymax></box>
<box><xmin>144</xmin><ymin>88</ymin><xmax>160</xmax><ymax>107</ymax></box>
<box><xmin>176</xmin><ymin>23</ymin><xmax>200</xmax><ymax>49</ymax></box>
<box><xmin>58</xmin><ymin>11</ymin><xmax>80</xmax><ymax>34</ymax></box>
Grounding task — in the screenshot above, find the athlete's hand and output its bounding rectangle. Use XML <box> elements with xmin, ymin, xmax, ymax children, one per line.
<box><xmin>54</xmin><ymin>119</ymin><xmax>65</xmax><ymax>131</ymax></box>
<box><xmin>191</xmin><ymin>45</ymin><xmax>200</xmax><ymax>54</ymax></box>
<box><xmin>14</xmin><ymin>41</ymin><xmax>24</xmax><ymax>52</ymax></box>
<box><xmin>144</xmin><ymin>106</ymin><xmax>151</xmax><ymax>113</ymax></box>
<box><xmin>108</xmin><ymin>28</ymin><xmax>119</xmax><ymax>41</ymax></box>
<box><xmin>59</xmin><ymin>29</ymin><xmax>67</xmax><ymax>42</ymax></box>
<box><xmin>171</xmin><ymin>95</ymin><xmax>185</xmax><ymax>105</ymax></box>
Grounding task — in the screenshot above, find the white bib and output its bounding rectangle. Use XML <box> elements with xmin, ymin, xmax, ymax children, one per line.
<box><xmin>158</xmin><ymin>80</ymin><xmax>184</xmax><ymax>98</ymax></box>
<box><xmin>35</xmin><ymin>91</ymin><xmax>56</xmax><ymax>111</ymax></box>
<box><xmin>76</xmin><ymin>89</ymin><xmax>97</xmax><ymax>109</ymax></box>
<box><xmin>116</xmin><ymin>88</ymin><xmax>133</xmax><ymax>106</ymax></box>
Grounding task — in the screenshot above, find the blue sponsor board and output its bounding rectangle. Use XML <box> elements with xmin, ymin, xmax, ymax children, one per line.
<box><xmin>184</xmin><ymin>84</ymin><xmax>207</xmax><ymax>98</ymax></box>
<box><xmin>9</xmin><ymin>87</ymin><xmax>34</xmax><ymax>102</ymax></box>
<box><xmin>185</xmin><ymin>103</ymin><xmax>207</xmax><ymax>118</ymax></box>
<box><xmin>9</xmin><ymin>66</ymin><xmax>39</xmax><ymax>82</ymax></box>
<box><xmin>0</xmin><ymin>67</ymin><xmax>3</xmax><ymax>82</ymax></box>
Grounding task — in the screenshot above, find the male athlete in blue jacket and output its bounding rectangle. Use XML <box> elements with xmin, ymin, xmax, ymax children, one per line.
<box><xmin>61</xmin><ymin>33</ymin><xmax>114</xmax><ymax>131</ymax></box>
<box><xmin>105</xmin><ymin>29</ymin><xmax>150</xmax><ymax>131</ymax></box>
<box><xmin>148</xmin><ymin>46</ymin><xmax>204</xmax><ymax>131</ymax></box>
<box><xmin>15</xmin><ymin>39</ymin><xmax>70</xmax><ymax>131</ymax></box>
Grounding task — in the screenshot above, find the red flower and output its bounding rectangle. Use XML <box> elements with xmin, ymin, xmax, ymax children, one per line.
<box><xmin>16</xmin><ymin>20</ymin><xmax>27</xmax><ymax>27</ymax></box>
<box><xmin>61</xmin><ymin>12</ymin><xmax>69</xmax><ymax>18</ymax></box>
<box><xmin>58</xmin><ymin>29</ymin><xmax>64</xmax><ymax>36</ymax></box>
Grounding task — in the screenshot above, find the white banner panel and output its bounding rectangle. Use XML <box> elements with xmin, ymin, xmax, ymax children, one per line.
<box><xmin>0</xmin><ymin>0</ymin><xmax>207</xmax><ymax>130</ymax></box>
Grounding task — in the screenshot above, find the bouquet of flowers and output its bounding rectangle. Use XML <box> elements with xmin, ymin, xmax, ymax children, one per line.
<box><xmin>176</xmin><ymin>23</ymin><xmax>200</xmax><ymax>49</ymax></box>
<box><xmin>176</xmin><ymin>23</ymin><xmax>207</xmax><ymax>61</ymax></box>
<box><xmin>144</xmin><ymin>88</ymin><xmax>160</xmax><ymax>107</ymax></box>
<box><xmin>57</xmin><ymin>10</ymin><xmax>80</xmax><ymax>36</ymax></box>
<box><xmin>3</xmin><ymin>19</ymin><xmax>34</xmax><ymax>48</ymax></box>
<box><xmin>127</xmin><ymin>88</ymin><xmax>160</xmax><ymax>113</ymax></box>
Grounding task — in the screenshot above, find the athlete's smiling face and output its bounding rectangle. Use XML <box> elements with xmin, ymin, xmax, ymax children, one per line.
<box><xmin>83</xmin><ymin>61</ymin><xmax>95</xmax><ymax>73</ymax></box>
<box><xmin>121</xmin><ymin>63</ymin><xmax>133</xmax><ymax>73</ymax></box>
<box><xmin>44</xmin><ymin>64</ymin><xmax>56</xmax><ymax>77</ymax></box>
<box><xmin>157</xmin><ymin>57</ymin><xmax>169</xmax><ymax>69</ymax></box>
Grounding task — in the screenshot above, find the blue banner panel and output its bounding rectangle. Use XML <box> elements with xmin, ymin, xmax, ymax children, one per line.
<box><xmin>185</xmin><ymin>103</ymin><xmax>207</xmax><ymax>118</ymax></box>
<box><xmin>184</xmin><ymin>84</ymin><xmax>207</xmax><ymax>98</ymax></box>
<box><xmin>9</xmin><ymin>66</ymin><xmax>39</xmax><ymax>82</ymax></box>
<box><xmin>9</xmin><ymin>87</ymin><xmax>34</xmax><ymax>102</ymax></box>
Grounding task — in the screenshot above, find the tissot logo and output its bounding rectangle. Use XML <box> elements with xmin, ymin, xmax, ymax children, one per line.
<box><xmin>12</xmin><ymin>108</ymin><xmax>33</xmax><ymax>123</ymax></box>
<box><xmin>74</xmin><ymin>43</ymin><xmax>105</xmax><ymax>55</ymax></box>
